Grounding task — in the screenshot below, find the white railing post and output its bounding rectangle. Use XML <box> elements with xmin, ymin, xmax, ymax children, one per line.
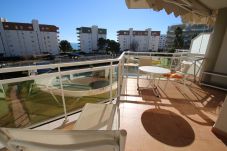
<box><xmin>110</xmin><ymin>61</ymin><xmax>113</xmax><ymax>103</ymax></box>
<box><xmin>125</xmin><ymin>55</ymin><xmax>128</xmax><ymax>95</ymax></box>
<box><xmin>57</xmin><ymin>66</ymin><xmax>68</xmax><ymax>122</ymax></box>
<box><xmin>117</xmin><ymin>60</ymin><xmax>123</xmax><ymax>98</ymax></box>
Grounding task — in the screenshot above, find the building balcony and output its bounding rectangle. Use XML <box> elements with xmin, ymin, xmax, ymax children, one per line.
<box><xmin>0</xmin><ymin>52</ymin><xmax>227</xmax><ymax>151</ymax></box>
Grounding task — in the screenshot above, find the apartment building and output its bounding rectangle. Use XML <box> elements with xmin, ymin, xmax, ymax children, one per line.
<box><xmin>0</xmin><ymin>18</ymin><xmax>60</xmax><ymax>58</ymax></box>
<box><xmin>158</xmin><ymin>34</ymin><xmax>167</xmax><ymax>50</ymax></box>
<box><xmin>117</xmin><ymin>28</ymin><xmax>160</xmax><ymax>52</ymax></box>
<box><xmin>76</xmin><ymin>25</ymin><xmax>106</xmax><ymax>53</ymax></box>
<box><xmin>166</xmin><ymin>24</ymin><xmax>212</xmax><ymax>50</ymax></box>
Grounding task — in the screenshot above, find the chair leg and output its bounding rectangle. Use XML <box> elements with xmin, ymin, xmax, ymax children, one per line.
<box><xmin>164</xmin><ymin>78</ymin><xmax>169</xmax><ymax>90</ymax></box>
<box><xmin>183</xmin><ymin>77</ymin><xmax>188</xmax><ymax>91</ymax></box>
<box><xmin>157</xmin><ymin>76</ymin><xmax>160</xmax><ymax>86</ymax></box>
<box><xmin>137</xmin><ymin>70</ymin><xmax>139</xmax><ymax>89</ymax></box>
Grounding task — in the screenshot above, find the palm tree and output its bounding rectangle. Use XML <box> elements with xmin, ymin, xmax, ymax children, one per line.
<box><xmin>174</xmin><ymin>27</ymin><xmax>184</xmax><ymax>50</ymax></box>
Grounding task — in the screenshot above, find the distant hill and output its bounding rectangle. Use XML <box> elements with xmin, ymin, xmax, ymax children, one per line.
<box><xmin>70</xmin><ymin>42</ymin><xmax>79</xmax><ymax>49</ymax></box>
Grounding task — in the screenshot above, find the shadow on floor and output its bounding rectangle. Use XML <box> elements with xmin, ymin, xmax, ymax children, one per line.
<box><xmin>213</xmin><ymin>132</ymin><xmax>227</xmax><ymax>146</ymax></box>
<box><xmin>141</xmin><ymin>108</ymin><xmax>195</xmax><ymax>147</ymax></box>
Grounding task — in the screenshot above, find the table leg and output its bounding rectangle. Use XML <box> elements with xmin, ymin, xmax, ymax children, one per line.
<box><xmin>137</xmin><ymin>73</ymin><xmax>160</xmax><ymax>97</ymax></box>
<box><xmin>147</xmin><ymin>74</ymin><xmax>160</xmax><ymax>97</ymax></box>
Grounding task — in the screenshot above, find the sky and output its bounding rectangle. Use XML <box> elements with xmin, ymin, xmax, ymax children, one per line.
<box><xmin>0</xmin><ymin>0</ymin><xmax>181</xmax><ymax>43</ymax></box>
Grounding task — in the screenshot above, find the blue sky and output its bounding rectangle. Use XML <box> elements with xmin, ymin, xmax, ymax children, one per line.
<box><xmin>1</xmin><ymin>0</ymin><xmax>181</xmax><ymax>43</ymax></box>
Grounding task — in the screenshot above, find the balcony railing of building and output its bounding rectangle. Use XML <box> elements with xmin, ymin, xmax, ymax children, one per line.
<box><xmin>0</xmin><ymin>51</ymin><xmax>205</xmax><ymax>128</ymax></box>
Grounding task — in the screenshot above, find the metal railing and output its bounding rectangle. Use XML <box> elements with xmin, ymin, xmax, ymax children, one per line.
<box><xmin>0</xmin><ymin>51</ymin><xmax>204</xmax><ymax>128</ymax></box>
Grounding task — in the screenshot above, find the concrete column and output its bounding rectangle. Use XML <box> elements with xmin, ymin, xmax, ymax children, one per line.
<box><xmin>32</xmin><ymin>19</ymin><xmax>43</xmax><ymax>54</ymax></box>
<box><xmin>202</xmin><ymin>8</ymin><xmax>227</xmax><ymax>86</ymax></box>
<box><xmin>91</xmin><ymin>25</ymin><xmax>98</xmax><ymax>50</ymax></box>
<box><xmin>203</xmin><ymin>8</ymin><xmax>227</xmax><ymax>72</ymax></box>
<box><xmin>0</xmin><ymin>19</ymin><xmax>10</xmax><ymax>56</ymax></box>
<box><xmin>129</xmin><ymin>28</ymin><xmax>133</xmax><ymax>45</ymax></box>
<box><xmin>213</xmin><ymin>95</ymin><xmax>227</xmax><ymax>138</ymax></box>
<box><xmin>146</xmin><ymin>28</ymin><xmax>151</xmax><ymax>51</ymax></box>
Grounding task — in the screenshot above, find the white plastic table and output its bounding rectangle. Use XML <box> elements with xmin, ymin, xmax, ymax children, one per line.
<box><xmin>137</xmin><ymin>66</ymin><xmax>170</xmax><ymax>97</ymax></box>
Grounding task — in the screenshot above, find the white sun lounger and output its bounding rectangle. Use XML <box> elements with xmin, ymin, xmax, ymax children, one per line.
<box><xmin>0</xmin><ymin>97</ymin><xmax>126</xmax><ymax>151</ymax></box>
<box><xmin>0</xmin><ymin>128</ymin><xmax>126</xmax><ymax>151</ymax></box>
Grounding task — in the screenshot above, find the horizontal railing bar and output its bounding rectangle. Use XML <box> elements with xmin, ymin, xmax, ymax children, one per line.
<box><xmin>0</xmin><ymin>51</ymin><xmax>191</xmax><ymax>74</ymax></box>
<box><xmin>0</xmin><ymin>51</ymin><xmax>204</xmax><ymax>82</ymax></box>
<box><xmin>124</xmin><ymin>55</ymin><xmax>184</xmax><ymax>59</ymax></box>
<box><xmin>0</xmin><ymin>64</ymin><xmax>118</xmax><ymax>84</ymax></box>
<box><xmin>0</xmin><ymin>58</ymin><xmax>120</xmax><ymax>74</ymax></box>
<box><xmin>60</xmin><ymin>64</ymin><xmax>118</xmax><ymax>76</ymax></box>
<box><xmin>126</xmin><ymin>51</ymin><xmax>189</xmax><ymax>55</ymax></box>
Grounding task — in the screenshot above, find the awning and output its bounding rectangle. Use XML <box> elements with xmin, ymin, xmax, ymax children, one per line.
<box><xmin>125</xmin><ymin>0</ymin><xmax>227</xmax><ymax>25</ymax></box>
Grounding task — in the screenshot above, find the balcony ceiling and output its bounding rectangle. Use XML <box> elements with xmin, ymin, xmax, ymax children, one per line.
<box><xmin>125</xmin><ymin>0</ymin><xmax>227</xmax><ymax>25</ymax></box>
<box><xmin>200</xmin><ymin>0</ymin><xmax>227</xmax><ymax>9</ymax></box>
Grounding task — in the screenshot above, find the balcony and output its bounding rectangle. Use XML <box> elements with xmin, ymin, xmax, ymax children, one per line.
<box><xmin>0</xmin><ymin>52</ymin><xmax>227</xmax><ymax>150</ymax></box>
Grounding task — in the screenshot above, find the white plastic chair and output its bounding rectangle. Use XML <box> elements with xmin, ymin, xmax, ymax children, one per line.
<box><xmin>137</xmin><ymin>57</ymin><xmax>153</xmax><ymax>88</ymax></box>
<box><xmin>163</xmin><ymin>60</ymin><xmax>192</xmax><ymax>90</ymax></box>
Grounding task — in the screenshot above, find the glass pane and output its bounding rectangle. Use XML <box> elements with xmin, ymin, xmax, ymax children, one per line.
<box><xmin>62</xmin><ymin>69</ymin><xmax>114</xmax><ymax>113</ymax></box>
<box><xmin>0</xmin><ymin>76</ymin><xmax>65</xmax><ymax>128</ymax></box>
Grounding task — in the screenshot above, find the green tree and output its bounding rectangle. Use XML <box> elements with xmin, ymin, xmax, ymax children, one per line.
<box><xmin>106</xmin><ymin>40</ymin><xmax>120</xmax><ymax>54</ymax></box>
<box><xmin>97</xmin><ymin>38</ymin><xmax>107</xmax><ymax>50</ymax></box>
<box><xmin>59</xmin><ymin>40</ymin><xmax>73</xmax><ymax>52</ymax></box>
<box><xmin>173</xmin><ymin>27</ymin><xmax>184</xmax><ymax>50</ymax></box>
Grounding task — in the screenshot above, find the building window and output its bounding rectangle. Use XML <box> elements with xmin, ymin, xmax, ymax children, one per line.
<box><xmin>15</xmin><ymin>26</ymin><xmax>18</xmax><ymax>29</ymax></box>
<box><xmin>4</xmin><ymin>25</ymin><xmax>9</xmax><ymax>28</ymax></box>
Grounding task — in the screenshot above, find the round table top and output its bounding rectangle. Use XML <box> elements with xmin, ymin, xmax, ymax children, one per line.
<box><xmin>139</xmin><ymin>66</ymin><xmax>170</xmax><ymax>74</ymax></box>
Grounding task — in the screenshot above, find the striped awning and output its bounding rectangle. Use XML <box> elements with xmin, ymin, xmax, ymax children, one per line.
<box><xmin>125</xmin><ymin>0</ymin><xmax>219</xmax><ymax>25</ymax></box>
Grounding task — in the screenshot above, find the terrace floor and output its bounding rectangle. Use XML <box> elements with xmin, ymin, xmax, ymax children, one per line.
<box><xmin>64</xmin><ymin>77</ymin><xmax>227</xmax><ymax>151</ymax></box>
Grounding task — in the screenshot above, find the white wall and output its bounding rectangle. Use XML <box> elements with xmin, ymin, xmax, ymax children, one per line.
<box><xmin>190</xmin><ymin>33</ymin><xmax>210</xmax><ymax>54</ymax></box>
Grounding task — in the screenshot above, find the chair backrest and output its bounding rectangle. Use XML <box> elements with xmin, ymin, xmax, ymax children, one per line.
<box><xmin>127</xmin><ymin>56</ymin><xmax>138</xmax><ymax>64</ymax></box>
<box><xmin>179</xmin><ymin>61</ymin><xmax>192</xmax><ymax>74</ymax></box>
<box><xmin>73</xmin><ymin>103</ymin><xmax>116</xmax><ymax>130</ymax></box>
<box><xmin>138</xmin><ymin>57</ymin><xmax>153</xmax><ymax>66</ymax></box>
<box><xmin>0</xmin><ymin>128</ymin><xmax>127</xmax><ymax>151</ymax></box>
